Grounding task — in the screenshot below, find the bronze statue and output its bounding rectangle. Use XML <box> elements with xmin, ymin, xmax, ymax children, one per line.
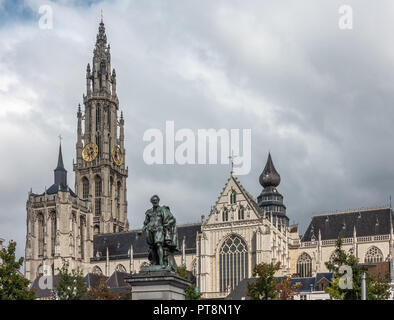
<box><xmin>142</xmin><ymin>195</ymin><xmax>178</xmax><ymax>272</ymax></box>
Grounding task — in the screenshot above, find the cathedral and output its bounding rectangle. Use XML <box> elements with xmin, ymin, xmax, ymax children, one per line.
<box><xmin>25</xmin><ymin>20</ymin><xmax>394</xmax><ymax>299</ymax></box>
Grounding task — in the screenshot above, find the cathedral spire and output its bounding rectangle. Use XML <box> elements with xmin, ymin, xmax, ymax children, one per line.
<box><xmin>96</xmin><ymin>16</ymin><xmax>107</xmax><ymax>47</ymax></box>
<box><xmin>54</xmin><ymin>141</ymin><xmax>67</xmax><ymax>187</ymax></box>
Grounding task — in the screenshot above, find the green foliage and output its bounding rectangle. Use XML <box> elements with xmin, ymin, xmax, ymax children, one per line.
<box><xmin>55</xmin><ymin>259</ymin><xmax>87</xmax><ymax>300</ymax></box>
<box><xmin>325</xmin><ymin>237</ymin><xmax>391</xmax><ymax>300</ymax></box>
<box><xmin>176</xmin><ymin>264</ymin><xmax>191</xmax><ymax>280</ymax></box>
<box><xmin>247</xmin><ymin>262</ymin><xmax>281</xmax><ymax>300</ymax></box>
<box><xmin>176</xmin><ymin>264</ymin><xmax>202</xmax><ymax>300</ymax></box>
<box><xmin>185</xmin><ymin>284</ymin><xmax>202</xmax><ymax>300</ymax></box>
<box><xmin>0</xmin><ymin>241</ymin><xmax>35</xmax><ymax>300</ymax></box>
<box><xmin>367</xmin><ymin>274</ymin><xmax>391</xmax><ymax>300</ymax></box>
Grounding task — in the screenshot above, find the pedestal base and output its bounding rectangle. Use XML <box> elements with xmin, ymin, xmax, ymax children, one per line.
<box><xmin>125</xmin><ymin>269</ymin><xmax>191</xmax><ymax>300</ymax></box>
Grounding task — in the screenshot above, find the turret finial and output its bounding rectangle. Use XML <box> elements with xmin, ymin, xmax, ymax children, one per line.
<box><xmin>259</xmin><ymin>152</ymin><xmax>280</xmax><ymax>188</ymax></box>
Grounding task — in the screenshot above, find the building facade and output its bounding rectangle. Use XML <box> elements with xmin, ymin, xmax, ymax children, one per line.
<box><xmin>24</xmin><ymin>19</ymin><xmax>394</xmax><ymax>299</ymax></box>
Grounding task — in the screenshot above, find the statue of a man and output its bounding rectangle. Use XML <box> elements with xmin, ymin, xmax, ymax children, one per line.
<box><xmin>142</xmin><ymin>195</ymin><xmax>178</xmax><ymax>271</ymax></box>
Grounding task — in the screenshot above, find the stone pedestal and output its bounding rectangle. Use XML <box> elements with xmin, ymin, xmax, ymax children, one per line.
<box><xmin>126</xmin><ymin>269</ymin><xmax>191</xmax><ymax>300</ymax></box>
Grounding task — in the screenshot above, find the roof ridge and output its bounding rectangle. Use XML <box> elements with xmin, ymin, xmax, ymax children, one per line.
<box><xmin>313</xmin><ymin>205</ymin><xmax>390</xmax><ymax>217</ymax></box>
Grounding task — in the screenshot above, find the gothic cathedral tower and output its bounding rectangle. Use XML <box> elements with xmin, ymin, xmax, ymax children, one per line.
<box><xmin>73</xmin><ymin>18</ymin><xmax>129</xmax><ymax>235</ymax></box>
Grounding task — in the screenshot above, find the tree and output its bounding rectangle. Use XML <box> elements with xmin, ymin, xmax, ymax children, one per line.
<box><xmin>176</xmin><ymin>264</ymin><xmax>202</xmax><ymax>300</ymax></box>
<box><xmin>325</xmin><ymin>237</ymin><xmax>391</xmax><ymax>300</ymax></box>
<box><xmin>0</xmin><ymin>241</ymin><xmax>35</xmax><ymax>300</ymax></box>
<box><xmin>84</xmin><ymin>274</ymin><xmax>132</xmax><ymax>300</ymax></box>
<box><xmin>85</xmin><ymin>274</ymin><xmax>116</xmax><ymax>300</ymax></box>
<box><xmin>276</xmin><ymin>277</ymin><xmax>302</xmax><ymax>300</ymax></box>
<box><xmin>367</xmin><ymin>273</ymin><xmax>391</xmax><ymax>300</ymax></box>
<box><xmin>55</xmin><ymin>259</ymin><xmax>87</xmax><ymax>300</ymax></box>
<box><xmin>247</xmin><ymin>262</ymin><xmax>281</xmax><ymax>300</ymax></box>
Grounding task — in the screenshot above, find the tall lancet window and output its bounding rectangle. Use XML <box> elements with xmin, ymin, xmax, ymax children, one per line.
<box><xmin>37</xmin><ymin>213</ymin><xmax>44</xmax><ymax>257</ymax></box>
<box><xmin>96</xmin><ymin>105</ymin><xmax>101</xmax><ymax>131</ymax></box>
<box><xmin>95</xmin><ymin>175</ymin><xmax>102</xmax><ymax>216</ymax></box>
<box><xmin>108</xmin><ymin>109</ymin><xmax>111</xmax><ymax>133</ymax></box>
<box><xmin>82</xmin><ymin>177</ymin><xmax>89</xmax><ymax>199</ymax></box>
<box><xmin>117</xmin><ymin>181</ymin><xmax>122</xmax><ymax>220</ymax></box>
<box><xmin>51</xmin><ymin>212</ymin><xmax>56</xmax><ymax>257</ymax></box>
<box><xmin>109</xmin><ymin>176</ymin><xmax>114</xmax><ymax>197</ymax></box>
<box><xmin>96</xmin><ymin>135</ymin><xmax>101</xmax><ymax>159</ymax></box>
<box><xmin>229</xmin><ymin>190</ymin><xmax>236</xmax><ymax>204</ymax></box>
<box><xmin>296</xmin><ymin>253</ymin><xmax>312</xmax><ymax>277</ymax></box>
<box><xmin>238</xmin><ymin>207</ymin><xmax>245</xmax><ymax>220</ymax></box>
<box><xmin>222</xmin><ymin>208</ymin><xmax>229</xmax><ymax>222</ymax></box>
<box><xmin>219</xmin><ymin>235</ymin><xmax>248</xmax><ymax>293</ymax></box>
<box><xmin>80</xmin><ymin>216</ymin><xmax>86</xmax><ymax>260</ymax></box>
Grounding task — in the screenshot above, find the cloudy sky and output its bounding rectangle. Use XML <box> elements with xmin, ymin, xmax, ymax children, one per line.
<box><xmin>2</xmin><ymin>0</ymin><xmax>394</xmax><ymax>260</ymax></box>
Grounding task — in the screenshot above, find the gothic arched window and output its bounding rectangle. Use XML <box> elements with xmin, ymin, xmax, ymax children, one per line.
<box><xmin>109</xmin><ymin>176</ymin><xmax>114</xmax><ymax>197</ymax></box>
<box><xmin>96</xmin><ymin>135</ymin><xmax>101</xmax><ymax>159</ymax></box>
<box><xmin>51</xmin><ymin>212</ymin><xmax>56</xmax><ymax>257</ymax></box>
<box><xmin>108</xmin><ymin>109</ymin><xmax>111</xmax><ymax>133</ymax></box>
<box><xmin>229</xmin><ymin>190</ymin><xmax>237</xmax><ymax>204</ymax></box>
<box><xmin>365</xmin><ymin>246</ymin><xmax>383</xmax><ymax>263</ymax></box>
<box><xmin>115</xmin><ymin>264</ymin><xmax>126</xmax><ymax>273</ymax></box>
<box><xmin>82</xmin><ymin>177</ymin><xmax>89</xmax><ymax>199</ymax></box>
<box><xmin>117</xmin><ymin>181</ymin><xmax>122</xmax><ymax>201</ymax></box>
<box><xmin>296</xmin><ymin>253</ymin><xmax>312</xmax><ymax>277</ymax></box>
<box><xmin>37</xmin><ymin>213</ymin><xmax>44</xmax><ymax>257</ymax></box>
<box><xmin>117</xmin><ymin>181</ymin><xmax>122</xmax><ymax>220</ymax></box>
<box><xmin>219</xmin><ymin>234</ymin><xmax>248</xmax><ymax>293</ymax></box>
<box><xmin>222</xmin><ymin>208</ymin><xmax>229</xmax><ymax>222</ymax></box>
<box><xmin>238</xmin><ymin>207</ymin><xmax>245</xmax><ymax>220</ymax></box>
<box><xmin>96</xmin><ymin>105</ymin><xmax>101</xmax><ymax>130</ymax></box>
<box><xmin>80</xmin><ymin>216</ymin><xmax>86</xmax><ymax>260</ymax></box>
<box><xmin>95</xmin><ymin>176</ymin><xmax>102</xmax><ymax>216</ymax></box>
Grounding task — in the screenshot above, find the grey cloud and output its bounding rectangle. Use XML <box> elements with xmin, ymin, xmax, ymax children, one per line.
<box><xmin>1</xmin><ymin>0</ymin><xmax>394</xmax><ymax>260</ymax></box>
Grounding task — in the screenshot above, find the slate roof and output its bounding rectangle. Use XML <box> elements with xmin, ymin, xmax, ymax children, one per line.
<box><xmin>46</xmin><ymin>183</ymin><xmax>77</xmax><ymax>196</ymax></box>
<box><xmin>30</xmin><ymin>275</ymin><xmax>60</xmax><ymax>299</ymax></box>
<box><xmin>302</xmin><ymin>207</ymin><xmax>394</xmax><ymax>242</ymax></box>
<box><xmin>30</xmin><ymin>271</ymin><xmax>131</xmax><ymax>299</ymax></box>
<box><xmin>40</xmin><ymin>143</ymin><xmax>78</xmax><ymax>197</ymax></box>
<box><xmin>85</xmin><ymin>273</ymin><xmax>107</xmax><ymax>289</ymax></box>
<box><xmin>106</xmin><ymin>271</ymin><xmax>129</xmax><ymax>289</ymax></box>
<box><xmin>226</xmin><ymin>273</ymin><xmax>333</xmax><ymax>300</ymax></box>
<box><xmin>92</xmin><ymin>223</ymin><xmax>201</xmax><ymax>261</ymax></box>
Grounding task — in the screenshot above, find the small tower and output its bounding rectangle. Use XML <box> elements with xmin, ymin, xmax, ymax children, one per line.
<box><xmin>25</xmin><ymin>142</ymin><xmax>92</xmax><ymax>282</ymax></box>
<box><xmin>257</xmin><ymin>153</ymin><xmax>289</xmax><ymax>227</ymax></box>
